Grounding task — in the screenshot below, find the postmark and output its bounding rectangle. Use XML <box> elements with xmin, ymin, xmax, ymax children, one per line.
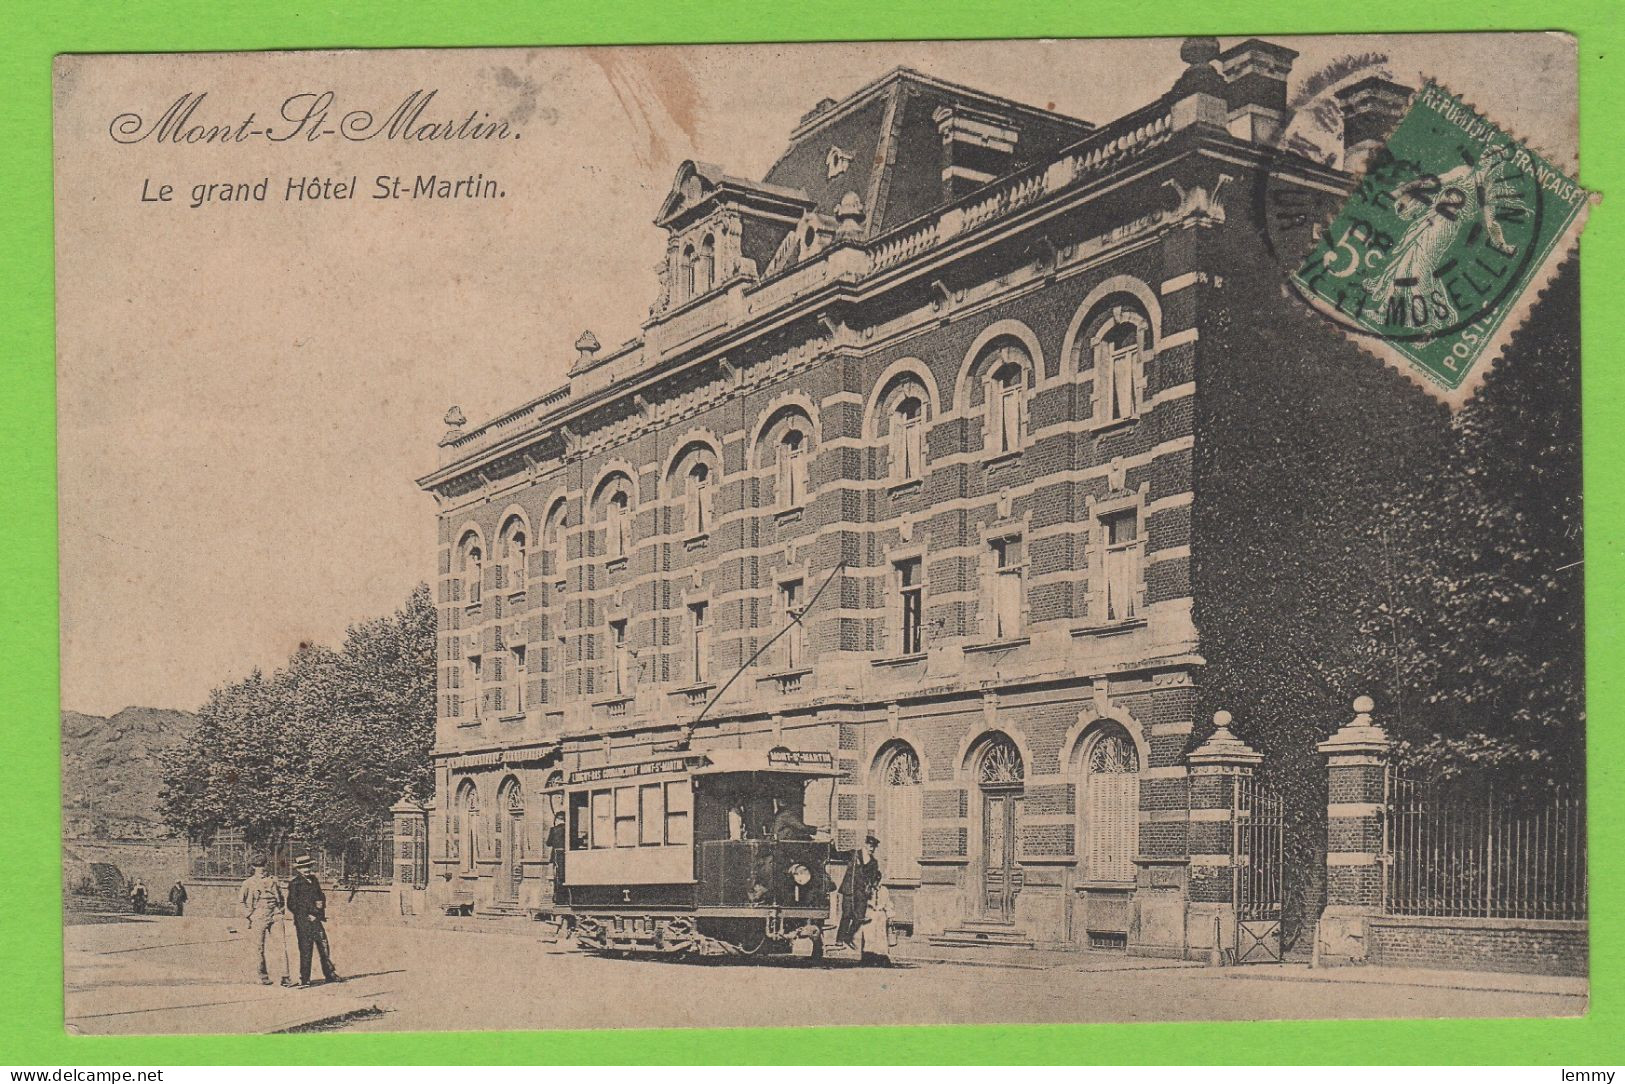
<box><xmin>1289</xmin><ymin>83</ymin><xmax>1590</xmax><ymax>408</ymax></box>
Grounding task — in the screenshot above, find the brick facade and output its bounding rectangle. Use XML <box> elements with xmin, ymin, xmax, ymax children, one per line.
<box><xmin>414</xmin><ymin>39</ymin><xmax>1367</xmax><ymax>956</ymax></box>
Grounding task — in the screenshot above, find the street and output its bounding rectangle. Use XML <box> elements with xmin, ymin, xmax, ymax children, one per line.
<box><xmin>63</xmin><ymin>914</ymin><xmax>1587</xmax><ymax>1035</ymax></box>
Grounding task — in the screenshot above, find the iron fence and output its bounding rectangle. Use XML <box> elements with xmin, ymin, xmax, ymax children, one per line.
<box><xmin>188</xmin><ymin>825</ymin><xmax>395</xmax><ymax>887</ymax></box>
<box><xmin>1233</xmin><ymin>775</ymin><xmax>1286</xmax><ymax>963</ymax></box>
<box><xmin>1385</xmin><ymin>774</ymin><xmax>1586</xmax><ymax>920</ymax></box>
<box><xmin>1235</xmin><ymin>775</ymin><xmax>1285</xmax><ymax>923</ymax></box>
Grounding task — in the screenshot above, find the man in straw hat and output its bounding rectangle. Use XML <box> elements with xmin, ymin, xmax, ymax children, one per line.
<box><xmin>286</xmin><ymin>853</ymin><xmax>340</xmax><ymax>986</ymax></box>
<box><xmin>238</xmin><ymin>853</ymin><xmax>292</xmax><ymax>986</ymax></box>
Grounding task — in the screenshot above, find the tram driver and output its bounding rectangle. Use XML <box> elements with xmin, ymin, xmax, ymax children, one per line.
<box><xmin>770</xmin><ymin>795</ymin><xmax>821</xmax><ymax>841</ymax></box>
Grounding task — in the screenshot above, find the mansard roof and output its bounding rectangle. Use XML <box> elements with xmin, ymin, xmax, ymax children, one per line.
<box><xmin>759</xmin><ymin>66</ymin><xmax>1096</xmax><ymax>239</ymax></box>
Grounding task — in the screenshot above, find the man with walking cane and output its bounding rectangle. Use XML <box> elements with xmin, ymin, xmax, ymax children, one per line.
<box><xmin>238</xmin><ymin>853</ymin><xmax>294</xmax><ymax>987</ymax></box>
<box><xmin>287</xmin><ymin>853</ymin><xmax>341</xmax><ymax>986</ymax></box>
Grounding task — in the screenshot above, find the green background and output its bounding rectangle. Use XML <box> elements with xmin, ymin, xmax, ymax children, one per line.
<box><xmin>2</xmin><ymin>0</ymin><xmax>1619</xmax><ymax>1065</ymax></box>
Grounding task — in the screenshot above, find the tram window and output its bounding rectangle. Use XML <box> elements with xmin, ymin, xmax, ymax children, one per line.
<box><xmin>591</xmin><ymin>790</ymin><xmax>613</xmax><ymax>849</ymax></box>
<box><xmin>568</xmin><ymin>791</ymin><xmax>590</xmax><ymax>850</ymax></box>
<box><xmin>638</xmin><ymin>784</ymin><xmax>664</xmax><ymax>845</ymax></box>
<box><xmin>614</xmin><ymin>786</ymin><xmax>639</xmax><ymax>847</ymax></box>
<box><xmin>665</xmin><ymin>780</ymin><xmax>692</xmax><ymax>845</ymax></box>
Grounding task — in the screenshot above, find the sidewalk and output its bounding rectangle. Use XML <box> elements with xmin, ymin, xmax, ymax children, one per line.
<box><xmin>888</xmin><ymin>937</ymin><xmax>1586</xmax><ymax>998</ymax></box>
<box><xmin>891</xmin><ymin>941</ymin><xmax>1202</xmax><ymax>973</ymax></box>
<box><xmin>65</xmin><ymin>914</ymin><xmax>395</xmax><ymax>1035</ymax></box>
<box><xmin>1219</xmin><ymin>961</ymin><xmax>1589</xmax><ymax>999</ymax></box>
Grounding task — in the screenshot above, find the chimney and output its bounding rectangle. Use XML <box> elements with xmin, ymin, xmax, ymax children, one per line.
<box><xmin>1215</xmin><ymin>38</ymin><xmax>1299</xmax><ymax>144</ymax></box>
<box><xmin>1335</xmin><ymin>77</ymin><xmax>1413</xmax><ymax>174</ymax></box>
<box><xmin>934</xmin><ymin>104</ymin><xmax>1020</xmax><ymax>200</ymax></box>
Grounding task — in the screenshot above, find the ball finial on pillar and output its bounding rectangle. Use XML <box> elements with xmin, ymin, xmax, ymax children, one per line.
<box><xmin>1213</xmin><ymin>709</ymin><xmax>1232</xmax><ymax>728</ymax></box>
<box><xmin>1353</xmin><ymin>695</ymin><xmax>1375</xmax><ymax>714</ymax></box>
<box><xmin>1180</xmin><ymin>36</ymin><xmax>1221</xmax><ymax>67</ymax></box>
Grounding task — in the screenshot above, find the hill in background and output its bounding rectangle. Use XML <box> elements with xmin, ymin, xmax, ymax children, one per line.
<box><xmin>62</xmin><ymin>706</ymin><xmax>197</xmax><ymax>840</ymax></box>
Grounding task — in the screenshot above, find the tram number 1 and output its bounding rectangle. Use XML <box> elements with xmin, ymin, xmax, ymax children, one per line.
<box><xmin>623</xmin><ymin>888</ymin><xmax>632</xmax><ymax>902</ymax></box>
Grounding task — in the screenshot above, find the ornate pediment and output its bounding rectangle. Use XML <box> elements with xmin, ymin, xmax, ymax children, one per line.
<box><xmin>655</xmin><ymin>161</ymin><xmax>726</xmax><ymax>228</ymax></box>
<box><xmin>655</xmin><ymin>160</ymin><xmax>811</xmax><ymax>232</ymax></box>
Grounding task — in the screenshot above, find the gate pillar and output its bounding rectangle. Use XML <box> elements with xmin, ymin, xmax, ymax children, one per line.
<box><xmin>1314</xmin><ymin>695</ymin><xmax>1390</xmax><ymax>966</ymax></box>
<box><xmin>1185</xmin><ymin>712</ymin><xmax>1262</xmax><ymax>963</ymax></box>
<box><xmin>391</xmin><ymin>794</ymin><xmax>430</xmax><ymax>918</ymax></box>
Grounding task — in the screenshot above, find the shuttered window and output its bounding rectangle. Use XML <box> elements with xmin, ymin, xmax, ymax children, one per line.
<box><xmin>1091</xmin><ymin>314</ymin><xmax>1148</xmax><ymax>425</ymax></box>
<box><xmin>781</xmin><ymin>580</ymin><xmax>805</xmax><ymax>669</ymax></box>
<box><xmin>990</xmin><ymin>536</ymin><xmax>1024</xmax><ymax>639</ymax></box>
<box><xmin>893</xmin><ymin>396</ymin><xmax>924</xmax><ymax>481</ymax></box>
<box><xmin>779</xmin><ymin>430</ymin><xmax>808</xmax><ymax>508</ymax></box>
<box><xmin>1084</xmin><ymin>730</ymin><xmax>1140</xmax><ymax>882</ymax></box>
<box><xmin>1101</xmin><ymin>510</ymin><xmax>1140</xmax><ymax>621</ymax></box>
<box><xmin>877</xmin><ymin>745</ymin><xmax>923</xmax><ymax>878</ymax></box>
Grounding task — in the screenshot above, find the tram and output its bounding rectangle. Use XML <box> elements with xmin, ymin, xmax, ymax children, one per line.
<box><xmin>551</xmin><ymin>746</ymin><xmax>841</xmax><ymax>957</ymax></box>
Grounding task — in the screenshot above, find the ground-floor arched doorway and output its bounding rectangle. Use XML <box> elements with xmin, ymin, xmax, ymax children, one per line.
<box><xmin>495</xmin><ymin>777</ymin><xmax>525</xmax><ymax>905</ymax></box>
<box><xmin>976</xmin><ymin>734</ymin><xmax>1025</xmax><ymax>922</ymax></box>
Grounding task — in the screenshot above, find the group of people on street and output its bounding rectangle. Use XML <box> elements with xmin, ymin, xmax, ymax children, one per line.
<box><xmin>238</xmin><ymin>853</ymin><xmax>342</xmax><ymax>988</ymax></box>
<box><xmin>124</xmin><ymin>878</ymin><xmax>188</xmax><ymax>916</ymax></box>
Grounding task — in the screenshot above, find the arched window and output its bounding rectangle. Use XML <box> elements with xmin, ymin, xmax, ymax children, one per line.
<box><xmin>499</xmin><ymin>516</ymin><xmax>527</xmax><ymax>592</ymax></box>
<box><xmin>779</xmin><ymin>429</ymin><xmax>807</xmax><ymax>509</ymax></box>
<box><xmin>608</xmin><ymin>493</ymin><xmax>629</xmax><ymax>558</ymax></box>
<box><xmin>542</xmin><ymin>500</ymin><xmax>568</xmax><ymax>581</ymax></box>
<box><xmin>455</xmin><ymin>780</ymin><xmax>480</xmax><ymax>873</ymax></box>
<box><xmin>758</xmin><ymin>406</ymin><xmax>815</xmax><ymax>513</ymax></box>
<box><xmin>686</xmin><ymin>462</ymin><xmax>712</xmax><ymax>535</ymax></box>
<box><xmin>697</xmin><ymin>234</ymin><xmax>716</xmax><ymax>294</ymax></box>
<box><xmin>464</xmin><ymin>541</ymin><xmax>483</xmax><ymax>605</ymax></box>
<box><xmin>979</xmin><ymin>735</ymin><xmax>1025</xmax><ymax>786</ymax></box>
<box><xmin>1084</xmin><ymin>303</ymin><xmax>1152</xmax><ymax>426</ymax></box>
<box><xmin>681</xmin><ymin>243</ymin><xmax>696</xmax><ymax>300</ymax></box>
<box><xmin>875</xmin><ymin>743</ymin><xmax>923</xmax><ymax>879</ymax></box>
<box><xmin>977</xmin><ymin>340</ymin><xmax>1031</xmax><ymax>456</ymax></box>
<box><xmin>1083</xmin><ymin>726</ymin><xmax>1140</xmax><ymax>882</ymax></box>
<box><xmin>892</xmin><ymin>396</ymin><xmax>924</xmax><ymax>481</ymax></box>
<box><xmin>594</xmin><ymin>476</ymin><xmax>634</xmax><ymax>562</ymax></box>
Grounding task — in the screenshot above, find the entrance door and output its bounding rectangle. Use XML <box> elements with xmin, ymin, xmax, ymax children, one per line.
<box><xmin>976</xmin><ymin>734</ymin><xmax>1026</xmax><ymax>923</ymax></box>
<box><xmin>982</xmin><ymin>790</ymin><xmax>1021</xmax><ymax>920</ymax></box>
<box><xmin>506</xmin><ymin>808</ymin><xmax>525</xmax><ymax>902</ymax></box>
<box><xmin>496</xmin><ymin>782</ymin><xmax>524</xmax><ymax>905</ymax></box>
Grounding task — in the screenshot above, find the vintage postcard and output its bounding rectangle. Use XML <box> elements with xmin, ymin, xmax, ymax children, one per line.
<box><xmin>54</xmin><ymin>34</ymin><xmax>1588</xmax><ymax>1035</ymax></box>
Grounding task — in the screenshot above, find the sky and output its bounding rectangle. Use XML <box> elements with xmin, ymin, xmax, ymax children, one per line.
<box><xmin>53</xmin><ymin>34</ymin><xmax>1577</xmax><ymax>715</ymax></box>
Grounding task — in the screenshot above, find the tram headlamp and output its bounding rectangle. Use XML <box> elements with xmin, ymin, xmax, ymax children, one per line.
<box><xmin>789</xmin><ymin>862</ymin><xmax>813</xmax><ymax>886</ymax></box>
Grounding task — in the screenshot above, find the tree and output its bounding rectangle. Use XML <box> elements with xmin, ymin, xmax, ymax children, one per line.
<box><xmin>1371</xmin><ymin>259</ymin><xmax>1584</xmax><ymax>790</ymax></box>
<box><xmin>160</xmin><ymin>584</ymin><xmax>437</xmax><ymax>851</ymax></box>
<box><xmin>1192</xmin><ymin>224</ymin><xmax>1581</xmax><ymax>946</ymax></box>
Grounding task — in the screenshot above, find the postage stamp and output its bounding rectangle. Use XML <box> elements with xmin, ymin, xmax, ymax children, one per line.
<box><xmin>1290</xmin><ymin>82</ymin><xmax>1591</xmax><ymax>408</ymax></box>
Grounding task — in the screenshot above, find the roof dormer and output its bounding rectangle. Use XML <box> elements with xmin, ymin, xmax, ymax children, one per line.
<box><xmin>650</xmin><ymin>161</ymin><xmax>813</xmax><ymax>318</ymax></box>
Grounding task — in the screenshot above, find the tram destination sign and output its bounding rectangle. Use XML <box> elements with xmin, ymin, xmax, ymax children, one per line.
<box><xmin>568</xmin><ymin>756</ymin><xmax>704</xmax><ymax>784</ymax></box>
<box><xmin>768</xmin><ymin>749</ymin><xmax>835</xmax><ymax>769</ymax></box>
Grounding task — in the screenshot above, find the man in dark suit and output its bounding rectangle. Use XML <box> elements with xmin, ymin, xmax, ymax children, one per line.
<box><xmin>545</xmin><ymin>812</ymin><xmax>568</xmax><ymax>898</ymax></box>
<box><xmin>286</xmin><ymin>854</ymin><xmax>341</xmax><ymax>986</ymax></box>
<box><xmin>836</xmin><ymin>833</ymin><xmax>883</xmax><ymax>949</ymax></box>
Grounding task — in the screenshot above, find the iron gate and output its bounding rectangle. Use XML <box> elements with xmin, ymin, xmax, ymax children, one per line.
<box><xmin>1233</xmin><ymin>775</ymin><xmax>1285</xmax><ymax>964</ymax></box>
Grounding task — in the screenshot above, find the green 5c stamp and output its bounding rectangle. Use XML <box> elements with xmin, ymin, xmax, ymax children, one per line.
<box><xmin>1291</xmin><ymin>83</ymin><xmax>1591</xmax><ymax>407</ymax></box>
